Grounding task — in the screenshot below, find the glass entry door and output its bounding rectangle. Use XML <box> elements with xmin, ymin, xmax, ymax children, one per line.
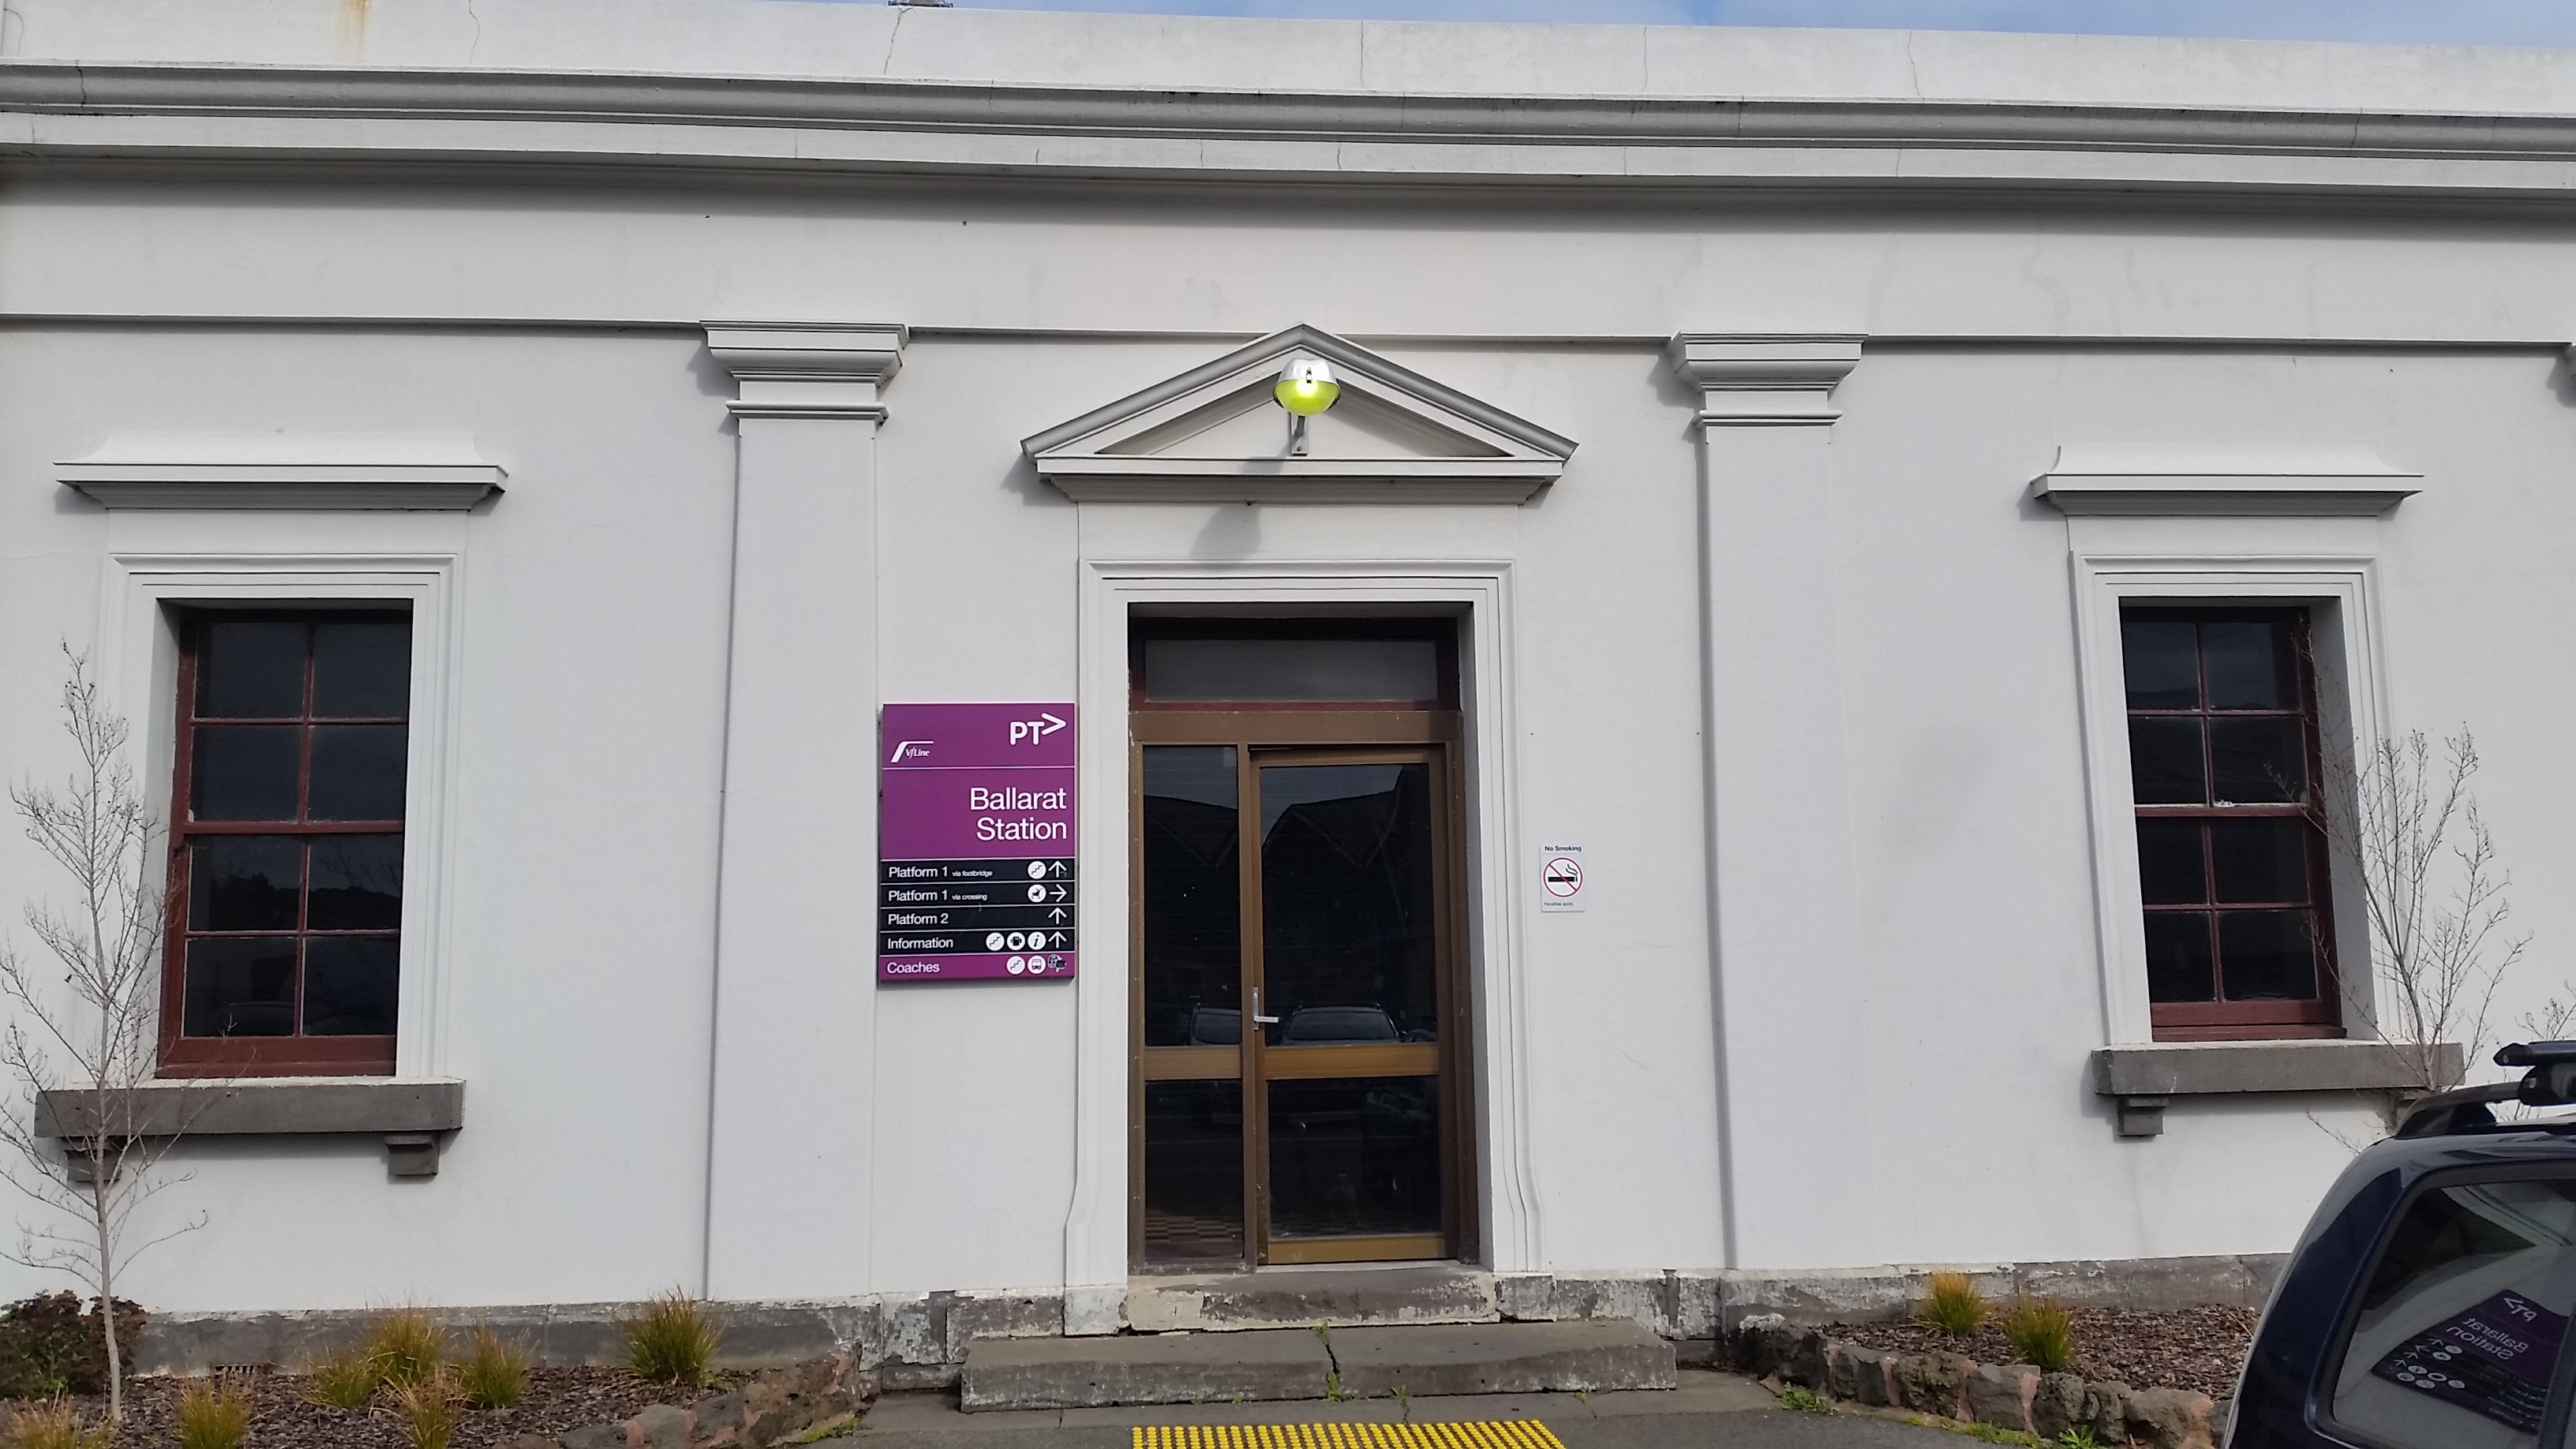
<box><xmin>1135</xmin><ymin>732</ymin><xmax>1469</xmax><ymax>1268</ymax></box>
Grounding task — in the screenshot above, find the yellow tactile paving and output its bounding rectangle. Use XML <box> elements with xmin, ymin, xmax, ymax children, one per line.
<box><xmin>1132</xmin><ymin>1423</ymin><xmax>1566</xmax><ymax>1449</ymax></box>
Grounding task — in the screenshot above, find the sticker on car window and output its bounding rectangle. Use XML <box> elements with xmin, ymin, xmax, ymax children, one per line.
<box><xmin>2369</xmin><ymin>1290</ymin><xmax>2567</xmax><ymax>1432</ymax></box>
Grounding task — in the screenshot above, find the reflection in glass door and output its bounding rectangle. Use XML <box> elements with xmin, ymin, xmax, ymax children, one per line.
<box><xmin>1133</xmin><ymin>683</ymin><xmax>1468</xmax><ymax>1269</ymax></box>
<box><xmin>1255</xmin><ymin>758</ymin><xmax>1444</xmax><ymax>1256</ymax></box>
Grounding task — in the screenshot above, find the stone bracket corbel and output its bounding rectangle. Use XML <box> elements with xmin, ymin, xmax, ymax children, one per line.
<box><xmin>2091</xmin><ymin>1042</ymin><xmax>2462</xmax><ymax>1139</ymax></box>
<box><xmin>40</xmin><ymin>1079</ymin><xmax>466</xmax><ymax>1178</ymax></box>
<box><xmin>704</xmin><ymin>321</ymin><xmax>909</xmax><ymax>421</ymax></box>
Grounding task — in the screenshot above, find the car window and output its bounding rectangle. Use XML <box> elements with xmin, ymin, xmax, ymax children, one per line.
<box><xmin>2331</xmin><ymin>1173</ymin><xmax>2576</xmax><ymax>1449</ymax></box>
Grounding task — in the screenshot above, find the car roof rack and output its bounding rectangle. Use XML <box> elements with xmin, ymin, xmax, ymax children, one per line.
<box><xmin>2395</xmin><ymin>1040</ymin><xmax>2576</xmax><ymax>1139</ymax></box>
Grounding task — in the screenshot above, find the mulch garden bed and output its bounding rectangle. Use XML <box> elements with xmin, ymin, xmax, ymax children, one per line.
<box><xmin>25</xmin><ymin>1365</ymin><xmax>739</xmax><ymax>1448</ymax></box>
<box><xmin>1826</xmin><ymin>1305</ymin><xmax>2259</xmax><ymax>1400</ymax></box>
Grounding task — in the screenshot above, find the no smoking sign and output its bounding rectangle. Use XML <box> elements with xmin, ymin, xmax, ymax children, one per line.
<box><xmin>1538</xmin><ymin>843</ymin><xmax>1586</xmax><ymax>913</ymax></box>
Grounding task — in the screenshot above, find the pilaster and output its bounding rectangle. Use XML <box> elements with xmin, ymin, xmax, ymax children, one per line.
<box><xmin>702</xmin><ymin>321</ymin><xmax>905</xmax><ymax>1300</ymax></box>
<box><xmin>1670</xmin><ymin>333</ymin><xmax>1870</xmax><ymax>1270</ymax></box>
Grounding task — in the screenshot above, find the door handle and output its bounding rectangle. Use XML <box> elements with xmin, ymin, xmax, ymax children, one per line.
<box><xmin>1253</xmin><ymin>1016</ymin><xmax>1281</xmax><ymax>1025</ymax></box>
<box><xmin>1251</xmin><ymin>987</ymin><xmax>1279</xmax><ymax>1026</ymax></box>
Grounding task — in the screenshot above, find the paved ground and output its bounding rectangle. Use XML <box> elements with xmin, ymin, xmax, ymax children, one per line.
<box><xmin>855</xmin><ymin>1369</ymin><xmax>1969</xmax><ymax>1447</ymax></box>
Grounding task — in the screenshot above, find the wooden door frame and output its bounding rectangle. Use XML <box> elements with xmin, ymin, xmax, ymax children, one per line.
<box><xmin>1066</xmin><ymin>564</ymin><xmax>1537</xmax><ymax>1325</ymax></box>
<box><xmin>1129</xmin><ymin>709</ymin><xmax>1477</xmax><ymax>1271</ymax></box>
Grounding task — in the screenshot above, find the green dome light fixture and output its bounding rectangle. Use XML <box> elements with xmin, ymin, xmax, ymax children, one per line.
<box><xmin>1274</xmin><ymin>355</ymin><xmax>1340</xmax><ymax>455</ymax></box>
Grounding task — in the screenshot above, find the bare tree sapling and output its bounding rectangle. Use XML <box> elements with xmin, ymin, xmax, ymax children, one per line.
<box><xmin>0</xmin><ymin>650</ymin><xmax>217</xmax><ymax>1423</ymax></box>
<box><xmin>2323</xmin><ymin>728</ymin><xmax>2550</xmax><ymax>1103</ymax></box>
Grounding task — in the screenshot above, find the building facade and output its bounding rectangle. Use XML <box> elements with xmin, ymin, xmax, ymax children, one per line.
<box><xmin>2</xmin><ymin>0</ymin><xmax>2572</xmax><ymax>1372</ymax></box>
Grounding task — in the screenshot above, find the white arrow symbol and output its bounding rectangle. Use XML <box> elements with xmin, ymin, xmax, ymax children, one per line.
<box><xmin>1050</xmin><ymin>931</ymin><xmax>1069</xmax><ymax>947</ymax></box>
<box><xmin>1049</xmin><ymin>861</ymin><xmax>1069</xmax><ymax>877</ymax></box>
<box><xmin>1048</xmin><ymin>908</ymin><xmax>1068</xmax><ymax>923</ymax></box>
<box><xmin>1039</xmin><ymin>713</ymin><xmax>1067</xmax><ymax>736</ymax></box>
<box><xmin>1049</xmin><ymin>886</ymin><xmax>1069</xmax><ymax>901</ymax></box>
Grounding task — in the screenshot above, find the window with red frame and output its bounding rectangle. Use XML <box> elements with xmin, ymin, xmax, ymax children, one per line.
<box><xmin>163</xmin><ymin>611</ymin><xmax>410</xmax><ymax>1076</ymax></box>
<box><xmin>2121</xmin><ymin>606</ymin><xmax>2341</xmax><ymax>1041</ymax></box>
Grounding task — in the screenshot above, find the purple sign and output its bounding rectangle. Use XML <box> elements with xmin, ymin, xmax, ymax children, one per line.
<box><xmin>878</xmin><ymin>703</ymin><xmax>1077</xmax><ymax>983</ymax></box>
<box><xmin>2372</xmin><ymin>1289</ymin><xmax>2568</xmax><ymax>1432</ymax></box>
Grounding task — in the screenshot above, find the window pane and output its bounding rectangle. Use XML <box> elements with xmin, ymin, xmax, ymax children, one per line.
<box><xmin>2203</xmin><ymin>620</ymin><xmax>2297</xmax><ymax>711</ymax></box>
<box><xmin>309</xmin><ymin>725</ymin><xmax>408</xmax><ymax>821</ymax></box>
<box><xmin>1267</xmin><ymin>1076</ymin><xmax>1441</xmax><ymax>1240</ymax></box>
<box><xmin>2213</xmin><ymin>819</ymin><xmax>2312</xmax><ymax>904</ymax></box>
<box><xmin>2221</xmin><ymin>912</ymin><xmax>2319</xmax><ymax>1001</ymax></box>
<box><xmin>2332</xmin><ymin>1174</ymin><xmax>2576</xmax><ymax>1449</ymax></box>
<box><xmin>189</xmin><ymin>837</ymin><xmax>302</xmax><ymax>931</ymax></box>
<box><xmin>1142</xmin><ymin>638</ymin><xmax>1440</xmax><ymax>702</ymax></box>
<box><xmin>2136</xmin><ymin>821</ymin><xmax>2207</xmax><ymax>905</ymax></box>
<box><xmin>2212</xmin><ymin>717</ymin><xmax>2306</xmax><ymax>803</ymax></box>
<box><xmin>191</xmin><ymin>725</ymin><xmax>301</xmax><ymax>821</ymax></box>
<box><xmin>1140</xmin><ymin>747</ymin><xmax>1241</xmax><ymax>1049</ymax></box>
<box><xmin>2121</xmin><ymin>619</ymin><xmax>2200</xmax><ymax>710</ymax></box>
<box><xmin>2144</xmin><ymin>914</ymin><xmax>2216</xmax><ymax>1002</ymax></box>
<box><xmin>301</xmin><ymin>937</ymin><xmax>399</xmax><ymax>1035</ymax></box>
<box><xmin>309</xmin><ymin>834</ymin><xmax>404</xmax><ymax>930</ymax></box>
<box><xmin>196</xmin><ymin>620</ymin><xmax>305</xmax><ymax>718</ymax></box>
<box><xmin>1260</xmin><ymin>763</ymin><xmax>1440</xmax><ymax>1046</ymax></box>
<box><xmin>182</xmin><ymin>937</ymin><xmax>298</xmax><ymax>1037</ymax></box>
<box><xmin>2129</xmin><ymin>718</ymin><xmax>2207</xmax><ymax>804</ymax></box>
<box><xmin>1141</xmin><ymin>1080</ymin><xmax>1243</xmax><ymax>1264</ymax></box>
<box><xmin>311</xmin><ymin>617</ymin><xmax>411</xmax><ymax>719</ymax></box>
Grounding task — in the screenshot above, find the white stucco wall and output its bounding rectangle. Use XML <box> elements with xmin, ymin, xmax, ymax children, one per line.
<box><xmin>0</xmin><ymin>2</ymin><xmax>2572</xmax><ymax>1317</ymax></box>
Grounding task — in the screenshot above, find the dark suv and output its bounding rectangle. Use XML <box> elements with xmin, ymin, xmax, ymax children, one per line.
<box><xmin>2232</xmin><ymin>1042</ymin><xmax>2576</xmax><ymax>1449</ymax></box>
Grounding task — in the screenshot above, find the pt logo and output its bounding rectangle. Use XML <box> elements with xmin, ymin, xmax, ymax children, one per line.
<box><xmin>1009</xmin><ymin>712</ymin><xmax>1070</xmax><ymax>747</ymax></box>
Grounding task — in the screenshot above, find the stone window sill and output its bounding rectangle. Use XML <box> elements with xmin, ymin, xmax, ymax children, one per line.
<box><xmin>38</xmin><ymin>1078</ymin><xmax>464</xmax><ymax>1177</ymax></box>
<box><xmin>2091</xmin><ymin>1042</ymin><xmax>2459</xmax><ymax>1138</ymax></box>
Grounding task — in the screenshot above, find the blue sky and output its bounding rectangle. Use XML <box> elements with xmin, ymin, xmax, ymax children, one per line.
<box><xmin>928</xmin><ymin>0</ymin><xmax>2576</xmax><ymax>47</ymax></box>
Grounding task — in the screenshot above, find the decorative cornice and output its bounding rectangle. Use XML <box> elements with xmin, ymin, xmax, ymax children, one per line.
<box><xmin>1668</xmin><ymin>335</ymin><xmax>1863</xmax><ymax>427</ymax></box>
<box><xmin>15</xmin><ymin>65</ymin><xmax>2576</xmax><ymax>202</ymax></box>
<box><xmin>58</xmin><ymin>432</ymin><xmax>505</xmax><ymax>509</ymax></box>
<box><xmin>2034</xmin><ymin>444</ymin><xmax>2424</xmax><ymax>515</ymax></box>
<box><xmin>704</xmin><ymin>321</ymin><xmax>908</xmax><ymax>420</ymax></box>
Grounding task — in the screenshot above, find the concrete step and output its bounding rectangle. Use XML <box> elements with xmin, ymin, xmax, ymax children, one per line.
<box><xmin>959</xmin><ymin>1320</ymin><xmax>1678</xmax><ymax>1412</ymax></box>
<box><xmin>1129</xmin><ymin>1266</ymin><xmax>1500</xmax><ymax>1333</ymax></box>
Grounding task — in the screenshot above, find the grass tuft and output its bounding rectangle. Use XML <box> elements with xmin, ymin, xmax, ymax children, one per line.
<box><xmin>2002</xmin><ymin>1297</ymin><xmax>2077</xmax><ymax>1373</ymax></box>
<box><xmin>8</xmin><ymin>1400</ymin><xmax>108</xmax><ymax>1449</ymax></box>
<box><xmin>174</xmin><ymin>1372</ymin><xmax>256</xmax><ymax>1449</ymax></box>
<box><xmin>620</xmin><ymin>1289</ymin><xmax>720</xmax><ymax>1388</ymax></box>
<box><xmin>457</xmin><ymin>1324</ymin><xmax>528</xmax><ymax>1410</ymax></box>
<box><xmin>1777</xmin><ymin>1385</ymin><xmax>1831</xmax><ymax>1413</ymax></box>
<box><xmin>1917</xmin><ymin>1271</ymin><xmax>1990</xmax><ymax>1337</ymax></box>
<box><xmin>301</xmin><ymin>1342</ymin><xmax>382</xmax><ymax>1410</ymax></box>
<box><xmin>390</xmin><ymin>1370</ymin><xmax>462</xmax><ymax>1449</ymax></box>
<box><xmin>360</xmin><ymin>1306</ymin><xmax>447</xmax><ymax>1391</ymax></box>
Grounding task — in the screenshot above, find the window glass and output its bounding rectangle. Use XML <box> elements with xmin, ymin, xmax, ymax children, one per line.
<box><xmin>1141</xmin><ymin>638</ymin><xmax>1439</xmax><ymax>703</ymax></box>
<box><xmin>1267</xmin><ymin>1076</ymin><xmax>1441</xmax><ymax>1241</ymax></box>
<box><xmin>170</xmin><ymin>610</ymin><xmax>411</xmax><ymax>1073</ymax></box>
<box><xmin>2121</xmin><ymin>620</ymin><xmax>2201</xmax><ymax>710</ymax></box>
<box><xmin>1258</xmin><ymin>762</ymin><xmax>1440</xmax><ymax>1046</ymax></box>
<box><xmin>1140</xmin><ymin>747</ymin><xmax>1241</xmax><ymax>1048</ymax></box>
<box><xmin>2121</xmin><ymin>605</ymin><xmax>2337</xmax><ymax>1035</ymax></box>
<box><xmin>1140</xmin><ymin>1080</ymin><xmax>1244</xmax><ymax>1264</ymax></box>
<box><xmin>2334</xmin><ymin>1174</ymin><xmax>2576</xmax><ymax>1449</ymax></box>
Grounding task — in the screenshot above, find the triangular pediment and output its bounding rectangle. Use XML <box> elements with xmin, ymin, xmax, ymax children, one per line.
<box><xmin>1023</xmin><ymin>325</ymin><xmax>1575</xmax><ymax>504</ymax></box>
